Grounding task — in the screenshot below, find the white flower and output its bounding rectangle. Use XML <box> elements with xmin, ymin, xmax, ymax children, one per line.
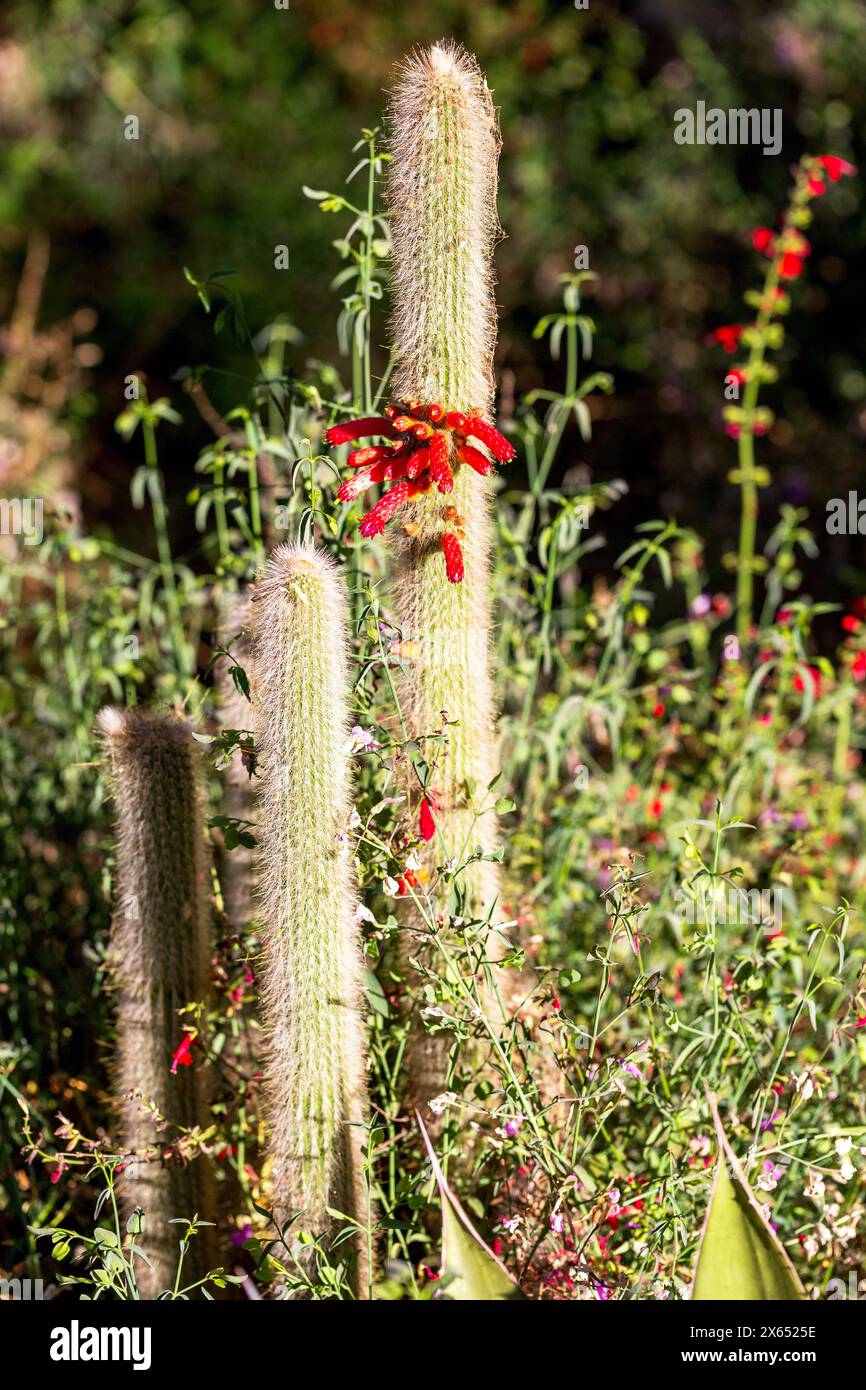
<box><xmin>404</xmin><ymin>849</ymin><xmax>421</xmax><ymax>872</ymax></box>
<box><xmin>353</xmin><ymin>903</ymin><xmax>376</xmax><ymax>926</ymax></box>
<box><xmin>383</xmin><ymin>875</ymin><xmax>401</xmax><ymax>896</ymax></box>
<box><xmin>805</xmin><ymin>1169</ymin><xmax>825</xmax><ymax>1201</ymax></box>
<box><xmin>428</xmin><ymin>1091</ymin><xmax>459</xmax><ymax>1116</ymax></box>
<box><xmin>794</xmin><ymin>1072</ymin><xmax>814</xmax><ymax>1102</ymax></box>
<box><xmin>835</xmin><ymin>1137</ymin><xmax>856</xmax><ymax>1183</ymax></box>
<box><xmin>499</xmin><ymin>1215</ymin><xmax>521</xmax><ymax>1234</ymax></box>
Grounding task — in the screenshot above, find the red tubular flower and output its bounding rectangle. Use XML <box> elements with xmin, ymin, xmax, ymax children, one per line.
<box><xmin>347</xmin><ymin>445</ymin><xmax>391</xmax><ymax>468</ymax></box>
<box><xmin>819</xmin><ymin>155</ymin><xmax>857</xmax><ymax>181</ymax></box>
<box><xmin>710</xmin><ymin>324</ymin><xmax>743</xmax><ymax>352</ymax></box>
<box><xmin>463</xmin><ymin>415</ymin><xmax>517</xmax><ymax>462</ymax></box>
<box><xmin>405</xmin><ymin>447</ymin><xmax>431</xmax><ymax>480</ymax></box>
<box><xmin>752</xmin><ymin>227</ymin><xmax>775</xmax><ymax>254</ymax></box>
<box><xmin>170</xmin><ymin>1034</ymin><xmax>195</xmax><ymax>1074</ymax></box>
<box><xmin>808</xmin><ymin>177</ymin><xmax>826</xmax><ymax>197</ymax></box>
<box><xmin>779</xmin><ymin>252</ymin><xmax>805</xmax><ymax>280</ymax></box>
<box><xmin>333</xmin><ymin>400</ymin><xmax>514</xmax><ymax>582</ymax></box>
<box><xmin>419</xmin><ymin>796</ymin><xmax>436</xmax><ymax>842</ymax></box>
<box><xmin>427</xmin><ymin>433</ymin><xmax>453</xmax><ymax>493</ymax></box>
<box><xmin>359</xmin><ymin>480</ymin><xmax>415</xmax><ymax>537</ymax></box>
<box><xmin>458</xmin><ymin>442</ymin><xmax>494</xmax><ymax>476</ymax></box>
<box><xmin>326</xmin><ymin>417</ymin><xmax>397</xmax><ymax>445</ymax></box>
<box><xmin>441</xmin><ymin>532</ymin><xmax>464</xmax><ymax>584</ymax></box>
<box><xmin>337</xmin><ymin>465</ymin><xmax>378</xmax><ymax>503</ymax></box>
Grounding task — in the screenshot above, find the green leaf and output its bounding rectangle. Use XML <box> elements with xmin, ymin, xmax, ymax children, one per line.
<box><xmin>417</xmin><ymin>1113</ymin><xmax>526</xmax><ymax>1302</ymax></box>
<box><xmin>692</xmin><ymin>1096</ymin><xmax>805</xmax><ymax>1301</ymax></box>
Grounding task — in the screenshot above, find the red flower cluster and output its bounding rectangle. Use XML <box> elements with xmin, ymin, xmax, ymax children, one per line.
<box><xmin>325</xmin><ymin>400</ymin><xmax>515</xmax><ymax>583</ymax></box>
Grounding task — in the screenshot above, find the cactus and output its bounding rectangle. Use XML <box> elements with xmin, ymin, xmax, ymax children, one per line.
<box><xmin>215</xmin><ymin>590</ymin><xmax>257</xmax><ymax>930</ymax></box>
<box><xmin>253</xmin><ymin>543</ymin><xmax>369</xmax><ymax>1293</ymax></box>
<box><xmin>387</xmin><ymin>43</ymin><xmax>506</xmax><ymax>1102</ymax></box>
<box><xmin>98</xmin><ymin>707</ymin><xmax>219</xmax><ymax>1299</ymax></box>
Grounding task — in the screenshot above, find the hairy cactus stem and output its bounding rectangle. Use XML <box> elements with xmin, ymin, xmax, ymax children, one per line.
<box><xmin>98</xmin><ymin>707</ymin><xmax>220</xmax><ymax>1299</ymax></box>
<box><xmin>253</xmin><ymin>543</ymin><xmax>370</xmax><ymax>1295</ymax></box>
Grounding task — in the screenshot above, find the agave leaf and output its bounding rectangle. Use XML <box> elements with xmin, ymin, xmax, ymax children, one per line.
<box><xmin>692</xmin><ymin>1095</ymin><xmax>805</xmax><ymax>1301</ymax></box>
<box><xmin>416</xmin><ymin>1113</ymin><xmax>526</xmax><ymax>1301</ymax></box>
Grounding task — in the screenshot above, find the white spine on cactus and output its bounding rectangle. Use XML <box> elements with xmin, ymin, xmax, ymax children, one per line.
<box><xmin>253</xmin><ymin>543</ymin><xmax>369</xmax><ymax>1289</ymax></box>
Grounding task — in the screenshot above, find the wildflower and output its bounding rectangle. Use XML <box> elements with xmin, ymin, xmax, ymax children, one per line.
<box><xmin>709</xmin><ymin>324</ymin><xmax>743</xmax><ymax>352</ymax></box>
<box><xmin>651</xmin><ymin>701</ymin><xmax>666</xmax><ymax>718</ymax></box>
<box><xmin>353</xmin><ymin>902</ymin><xmax>376</xmax><ymax>927</ymax></box>
<box><xmin>418</xmin><ymin>796</ymin><xmax>436</xmax><ymax>842</ymax></box>
<box><xmin>347</xmin><ymin>725</ymin><xmax>380</xmax><ymax>753</ymax></box>
<box><xmin>779</xmin><ymin>252</ymin><xmax>805</xmax><ymax>280</ymax></box>
<box><xmin>752</xmin><ymin>227</ymin><xmax>775</xmax><ymax>254</ymax></box>
<box><xmin>690</xmin><ymin>593</ymin><xmax>712</xmax><ymax>617</ymax></box>
<box><xmin>230</xmin><ymin>1222</ymin><xmax>253</xmax><ymax>1247</ymax></box>
<box><xmin>550</xmin><ymin>1212</ymin><xmax>564</xmax><ymax>1235</ymax></box>
<box><xmin>326</xmin><ymin>401</ymin><xmax>514</xmax><ymax>582</ymax></box>
<box><xmin>428</xmin><ymin>1090</ymin><xmax>459</xmax><ymax>1116</ymax></box>
<box><xmin>500</xmin><ymin>1114</ymin><xmax>524</xmax><ymax>1139</ymax></box>
<box><xmin>804</xmin><ymin>1169</ymin><xmax>825</xmax><ymax>1201</ymax></box>
<box><xmin>50</xmin><ymin>1158</ymin><xmax>68</xmax><ymax>1185</ymax></box>
<box><xmin>382</xmin><ymin>875</ymin><xmax>401</xmax><ymax>896</ymax></box>
<box><xmin>755</xmin><ymin>1159</ymin><xmax>785</xmax><ymax>1192</ymax></box>
<box><xmin>852</xmin><ymin>651</ymin><xmax>866</xmax><ymax>682</ymax></box>
<box><xmin>841</xmin><ymin>614</ymin><xmax>860</xmax><ymax>633</ymax></box>
<box><xmin>835</xmin><ymin>1137</ymin><xmax>856</xmax><ymax>1183</ymax></box>
<box><xmin>170</xmin><ymin>1034</ymin><xmax>195</xmax><ymax>1074</ymax></box>
<box><xmin>794</xmin><ymin>1071</ymin><xmax>815</xmax><ymax>1102</ymax></box>
<box><xmin>819</xmin><ymin>155</ymin><xmax>857</xmax><ymax>182</ymax></box>
<box><xmin>499</xmin><ymin>1215</ymin><xmax>522</xmax><ymax>1235</ymax></box>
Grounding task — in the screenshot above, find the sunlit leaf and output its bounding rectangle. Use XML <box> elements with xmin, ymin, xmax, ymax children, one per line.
<box><xmin>692</xmin><ymin>1096</ymin><xmax>805</xmax><ymax>1301</ymax></box>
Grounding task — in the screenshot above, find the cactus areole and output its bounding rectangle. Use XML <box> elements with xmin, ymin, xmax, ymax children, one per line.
<box><xmin>326</xmin><ymin>404</ymin><xmax>514</xmax><ymax>582</ymax></box>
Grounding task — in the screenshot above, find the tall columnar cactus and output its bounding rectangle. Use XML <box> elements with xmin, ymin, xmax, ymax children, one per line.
<box><xmin>98</xmin><ymin>707</ymin><xmax>219</xmax><ymax>1299</ymax></box>
<box><xmin>387</xmin><ymin>43</ymin><xmax>504</xmax><ymax>915</ymax></box>
<box><xmin>254</xmin><ymin>543</ymin><xmax>369</xmax><ymax>1292</ymax></box>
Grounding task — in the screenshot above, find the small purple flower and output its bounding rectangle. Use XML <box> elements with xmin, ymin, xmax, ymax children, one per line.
<box><xmin>690</xmin><ymin>593</ymin><xmax>712</xmax><ymax>618</ymax></box>
<box><xmin>230</xmin><ymin>1222</ymin><xmax>253</xmax><ymax>1247</ymax></box>
<box><xmin>788</xmin><ymin>810</ymin><xmax>809</xmax><ymax>831</ymax></box>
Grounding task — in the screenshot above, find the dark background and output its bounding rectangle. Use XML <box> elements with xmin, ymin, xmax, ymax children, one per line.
<box><xmin>2</xmin><ymin>0</ymin><xmax>864</xmax><ymax>602</ymax></box>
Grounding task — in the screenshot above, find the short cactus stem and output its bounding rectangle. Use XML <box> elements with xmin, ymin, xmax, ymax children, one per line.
<box><xmin>98</xmin><ymin>707</ymin><xmax>219</xmax><ymax>1299</ymax></box>
<box><xmin>253</xmin><ymin>543</ymin><xmax>370</xmax><ymax>1293</ymax></box>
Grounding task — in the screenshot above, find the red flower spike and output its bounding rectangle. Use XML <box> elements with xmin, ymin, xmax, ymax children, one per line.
<box><xmin>463</xmin><ymin>416</ymin><xmax>516</xmax><ymax>462</ymax></box>
<box><xmin>427</xmin><ymin>402</ymin><xmax>445</xmax><ymax>423</ymax></box>
<box><xmin>752</xmin><ymin>227</ymin><xmax>775</xmax><ymax>255</ymax></box>
<box><xmin>326</xmin><ymin>417</ymin><xmax>397</xmax><ymax>446</ymax></box>
<box><xmin>413</xmin><ymin>422</ymin><xmax>434</xmax><ymax>440</ymax></box>
<box><xmin>419</xmin><ymin>797</ymin><xmax>436</xmax><ymax>842</ymax></box>
<box><xmin>427</xmin><ymin>433</ymin><xmax>453</xmax><ymax>493</ymax></box>
<box><xmin>359</xmin><ymin>480</ymin><xmax>415</xmax><ymax>537</ymax></box>
<box><xmin>458</xmin><ymin>442</ymin><xmax>494</xmax><ymax>476</ymax></box>
<box><xmin>819</xmin><ymin>155</ymin><xmax>857</xmax><ymax>181</ymax></box>
<box><xmin>445</xmin><ymin>410</ymin><xmax>467</xmax><ymax>431</ymax></box>
<box><xmin>442</xmin><ymin>532</ymin><xmax>464</xmax><ymax>583</ymax></box>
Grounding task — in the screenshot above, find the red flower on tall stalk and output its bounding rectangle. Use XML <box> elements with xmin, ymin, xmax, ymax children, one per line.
<box><xmin>708</xmin><ymin>324</ymin><xmax>743</xmax><ymax>352</ymax></box>
<box><xmin>326</xmin><ymin>400</ymin><xmax>515</xmax><ymax>583</ymax></box>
